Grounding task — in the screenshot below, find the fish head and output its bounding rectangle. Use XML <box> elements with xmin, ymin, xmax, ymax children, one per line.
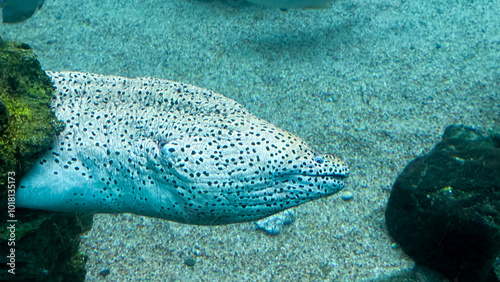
<box><xmin>154</xmin><ymin>121</ymin><xmax>349</xmax><ymax>224</ymax></box>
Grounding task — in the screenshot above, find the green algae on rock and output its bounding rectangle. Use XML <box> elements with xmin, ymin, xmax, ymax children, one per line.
<box><xmin>0</xmin><ymin>37</ymin><xmax>89</xmax><ymax>282</ymax></box>
<box><xmin>0</xmin><ymin>210</ymin><xmax>93</xmax><ymax>281</ymax></box>
<box><xmin>0</xmin><ymin>36</ymin><xmax>64</xmax><ymax>192</ymax></box>
<box><xmin>386</xmin><ymin>125</ymin><xmax>500</xmax><ymax>282</ymax></box>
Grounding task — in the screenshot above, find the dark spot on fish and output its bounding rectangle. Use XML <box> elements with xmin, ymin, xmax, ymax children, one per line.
<box><xmin>98</xmin><ymin>269</ymin><xmax>110</xmax><ymax>277</ymax></box>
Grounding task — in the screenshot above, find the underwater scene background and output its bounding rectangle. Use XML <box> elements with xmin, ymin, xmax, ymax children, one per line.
<box><xmin>1</xmin><ymin>0</ymin><xmax>499</xmax><ymax>280</ymax></box>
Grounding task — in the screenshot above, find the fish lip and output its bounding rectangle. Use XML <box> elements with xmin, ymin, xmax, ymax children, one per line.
<box><xmin>334</xmin><ymin>173</ymin><xmax>349</xmax><ymax>179</ymax></box>
<box><xmin>301</xmin><ymin>172</ymin><xmax>348</xmax><ymax>178</ymax></box>
<box><xmin>294</xmin><ymin>168</ymin><xmax>350</xmax><ymax>178</ymax></box>
<box><xmin>279</xmin><ymin>171</ymin><xmax>349</xmax><ymax>185</ymax></box>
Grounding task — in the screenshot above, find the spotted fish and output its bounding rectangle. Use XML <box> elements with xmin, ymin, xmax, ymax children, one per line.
<box><xmin>16</xmin><ymin>71</ymin><xmax>349</xmax><ymax>225</ymax></box>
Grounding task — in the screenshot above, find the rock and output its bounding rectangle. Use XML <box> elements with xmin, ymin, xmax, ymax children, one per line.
<box><xmin>0</xmin><ymin>210</ymin><xmax>94</xmax><ymax>281</ymax></box>
<box><xmin>255</xmin><ymin>209</ymin><xmax>295</xmax><ymax>235</ymax></box>
<box><xmin>385</xmin><ymin>125</ymin><xmax>500</xmax><ymax>282</ymax></box>
<box><xmin>184</xmin><ymin>258</ymin><xmax>196</xmax><ymax>267</ymax></box>
<box><xmin>340</xmin><ymin>190</ymin><xmax>354</xmax><ymax>201</ymax></box>
<box><xmin>0</xmin><ymin>37</ymin><xmax>90</xmax><ymax>282</ymax></box>
<box><xmin>0</xmin><ymin>36</ymin><xmax>64</xmax><ymax>193</ymax></box>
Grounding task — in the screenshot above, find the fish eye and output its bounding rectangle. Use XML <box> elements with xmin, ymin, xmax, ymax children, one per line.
<box><xmin>158</xmin><ymin>140</ymin><xmax>167</xmax><ymax>147</ymax></box>
<box><xmin>313</xmin><ymin>156</ymin><xmax>324</xmax><ymax>164</ymax></box>
<box><xmin>159</xmin><ymin>140</ymin><xmax>177</xmax><ymax>154</ymax></box>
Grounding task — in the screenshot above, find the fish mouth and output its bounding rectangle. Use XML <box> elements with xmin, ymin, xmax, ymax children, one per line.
<box><xmin>299</xmin><ymin>170</ymin><xmax>349</xmax><ymax>178</ymax></box>
<box><xmin>269</xmin><ymin>170</ymin><xmax>347</xmax><ymax>195</ymax></box>
<box><xmin>280</xmin><ymin>154</ymin><xmax>350</xmax><ymax>180</ymax></box>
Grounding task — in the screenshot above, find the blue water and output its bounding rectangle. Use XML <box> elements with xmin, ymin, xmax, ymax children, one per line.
<box><xmin>1</xmin><ymin>0</ymin><xmax>499</xmax><ymax>280</ymax></box>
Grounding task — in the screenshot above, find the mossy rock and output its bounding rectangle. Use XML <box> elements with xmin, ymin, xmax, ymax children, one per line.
<box><xmin>0</xmin><ymin>210</ymin><xmax>93</xmax><ymax>281</ymax></box>
<box><xmin>0</xmin><ymin>37</ymin><xmax>92</xmax><ymax>281</ymax></box>
<box><xmin>386</xmin><ymin>125</ymin><xmax>500</xmax><ymax>281</ymax></box>
<box><xmin>0</xmin><ymin>36</ymin><xmax>64</xmax><ymax>192</ymax></box>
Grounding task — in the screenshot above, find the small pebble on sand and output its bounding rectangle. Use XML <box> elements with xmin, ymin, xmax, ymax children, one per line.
<box><xmin>341</xmin><ymin>191</ymin><xmax>354</xmax><ymax>201</ymax></box>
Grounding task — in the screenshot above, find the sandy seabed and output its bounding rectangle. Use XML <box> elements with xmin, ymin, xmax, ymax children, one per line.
<box><xmin>1</xmin><ymin>0</ymin><xmax>498</xmax><ymax>280</ymax></box>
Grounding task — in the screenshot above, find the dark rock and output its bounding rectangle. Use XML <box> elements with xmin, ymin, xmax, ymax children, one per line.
<box><xmin>0</xmin><ymin>211</ymin><xmax>93</xmax><ymax>281</ymax></box>
<box><xmin>184</xmin><ymin>258</ymin><xmax>196</xmax><ymax>267</ymax></box>
<box><xmin>386</xmin><ymin>125</ymin><xmax>500</xmax><ymax>282</ymax></box>
<box><xmin>0</xmin><ymin>98</ymin><xmax>7</xmax><ymax>134</ymax></box>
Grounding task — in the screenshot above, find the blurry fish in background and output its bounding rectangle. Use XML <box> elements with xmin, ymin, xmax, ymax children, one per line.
<box><xmin>245</xmin><ymin>0</ymin><xmax>334</xmax><ymax>10</ymax></box>
<box><xmin>0</xmin><ymin>0</ymin><xmax>45</xmax><ymax>23</ymax></box>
